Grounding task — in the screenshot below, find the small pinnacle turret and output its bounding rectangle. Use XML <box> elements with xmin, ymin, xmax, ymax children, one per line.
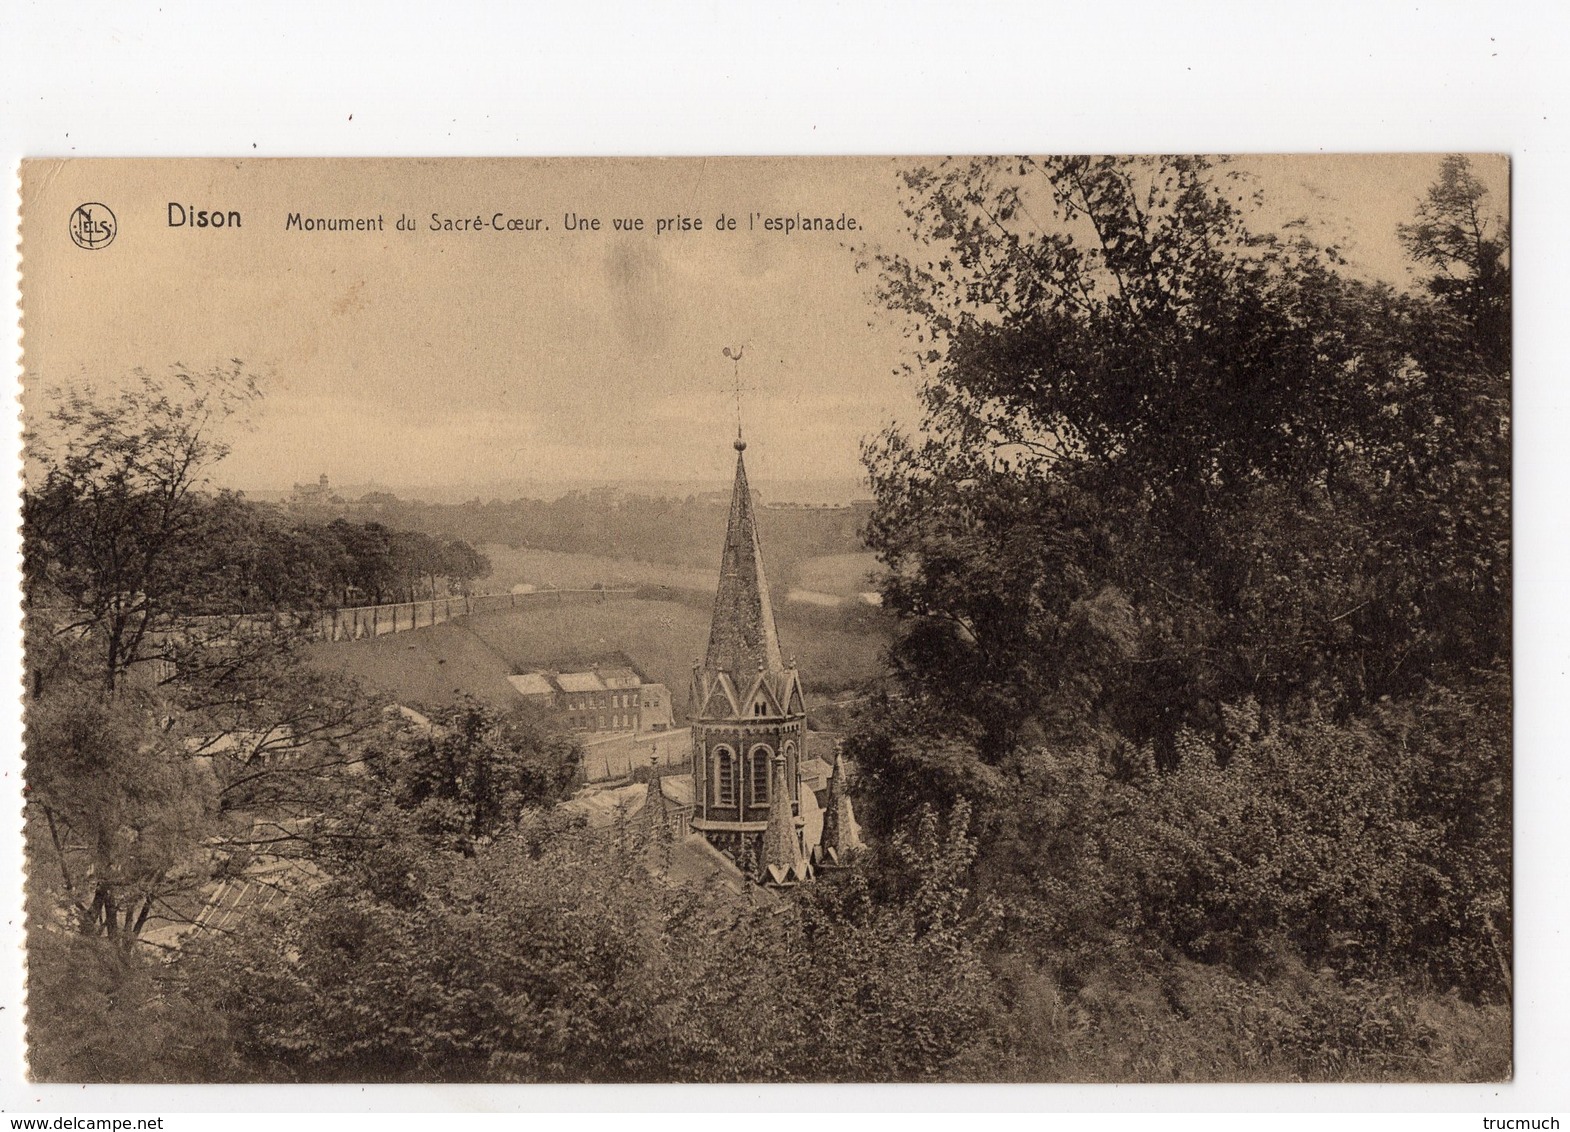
<box><xmin>761</xmin><ymin>753</ymin><xmax>810</xmax><ymax>886</ymax></box>
<box><xmin>643</xmin><ymin>755</ymin><xmax>671</xmax><ymax>841</ymax></box>
<box><xmin>818</xmin><ymin>748</ymin><xmax>861</xmax><ymax>868</ymax></box>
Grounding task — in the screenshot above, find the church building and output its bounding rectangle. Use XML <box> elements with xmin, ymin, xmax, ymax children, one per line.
<box><xmin>683</xmin><ymin>434</ymin><xmax>859</xmax><ymax>886</ymax></box>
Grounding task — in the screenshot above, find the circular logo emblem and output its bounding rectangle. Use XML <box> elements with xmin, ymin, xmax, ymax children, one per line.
<box><xmin>69</xmin><ymin>202</ymin><xmax>117</xmax><ymax>250</ymax></box>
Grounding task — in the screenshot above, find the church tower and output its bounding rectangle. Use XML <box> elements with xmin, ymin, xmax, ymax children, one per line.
<box><xmin>690</xmin><ymin>436</ymin><xmax>811</xmax><ymax>885</ymax></box>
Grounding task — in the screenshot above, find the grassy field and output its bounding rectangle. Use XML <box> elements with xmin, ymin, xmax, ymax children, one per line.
<box><xmin>305</xmin><ymin>618</ymin><xmax>527</xmax><ymax>711</ymax></box>
<box><xmin>477</xmin><ymin>545</ymin><xmax>886</xmax><ymax>604</ymax></box>
<box><xmin>477</xmin><ymin>545</ymin><xmax>718</xmax><ymax>594</ymax></box>
<box><xmin>308</xmin><ymin>594</ymin><xmax>889</xmax><ymax>716</ymax></box>
<box><xmin>791</xmin><ymin>552</ymin><xmax>884</xmax><ymax>598</ymax></box>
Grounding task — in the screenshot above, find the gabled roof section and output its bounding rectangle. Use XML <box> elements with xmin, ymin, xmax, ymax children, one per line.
<box><xmin>508</xmin><ymin>673</ymin><xmax>557</xmax><ymax>697</ymax></box>
<box><xmin>782</xmin><ymin>669</ymin><xmax>806</xmax><ymax>715</ymax></box>
<box><xmin>599</xmin><ymin>666</ymin><xmax>641</xmax><ymax>689</ymax></box>
<box><xmin>557</xmin><ymin>671</ymin><xmax>607</xmax><ymax>694</ymax></box>
<box><xmin>738</xmin><ymin>670</ymin><xmax>786</xmax><ymax>717</ymax></box>
<box><xmin>704</xmin><ymin>447</ymin><xmax>786</xmax><ymax>683</ymax></box>
<box><xmin>698</xmin><ymin>671</ymin><xmax>741</xmax><ymax>719</ymax></box>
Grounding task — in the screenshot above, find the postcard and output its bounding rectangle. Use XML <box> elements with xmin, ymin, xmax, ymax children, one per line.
<box><xmin>17</xmin><ymin>155</ymin><xmax>1511</xmax><ymax>1084</ymax></box>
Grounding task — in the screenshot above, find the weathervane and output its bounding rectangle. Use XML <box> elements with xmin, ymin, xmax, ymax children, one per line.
<box><xmin>722</xmin><ymin>345</ymin><xmax>746</xmax><ymax>448</ymax></box>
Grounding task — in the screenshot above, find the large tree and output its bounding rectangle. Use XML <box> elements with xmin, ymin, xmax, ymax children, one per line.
<box><xmin>25</xmin><ymin>364</ymin><xmax>261</xmax><ymax>693</ymax></box>
<box><xmin>1398</xmin><ymin>154</ymin><xmax>1510</xmax><ymax>372</ymax></box>
<box><xmin>861</xmin><ymin>156</ymin><xmax>1508</xmax><ymax>760</ymax></box>
<box><xmin>23</xmin><ymin>369</ymin><xmax>400</xmax><ymax>948</ymax></box>
<box><xmin>849</xmin><ymin>155</ymin><xmax>1511</xmax><ymax>1000</ymax></box>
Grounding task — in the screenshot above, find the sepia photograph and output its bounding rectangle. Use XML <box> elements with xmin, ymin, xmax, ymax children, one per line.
<box><xmin>17</xmin><ymin>154</ymin><xmax>1511</xmax><ymax>1085</ymax></box>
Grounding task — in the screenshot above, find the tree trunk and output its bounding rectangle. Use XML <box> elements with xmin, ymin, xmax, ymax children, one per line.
<box><xmin>100</xmin><ymin>887</ymin><xmax>119</xmax><ymax>941</ymax></box>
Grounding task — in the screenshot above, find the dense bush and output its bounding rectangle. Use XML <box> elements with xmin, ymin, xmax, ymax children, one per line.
<box><xmin>190</xmin><ymin>807</ymin><xmax>1002</xmax><ymax>1083</ymax></box>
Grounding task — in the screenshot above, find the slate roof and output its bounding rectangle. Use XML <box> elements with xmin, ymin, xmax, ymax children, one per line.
<box><xmin>557</xmin><ymin>777</ymin><xmax>776</xmax><ymax>906</ymax></box>
<box><xmin>703</xmin><ymin>448</ymin><xmax>787</xmax><ymax>682</ymax></box>
<box><xmin>799</xmin><ymin>756</ymin><xmax>834</xmax><ymax>793</ymax></box>
<box><xmin>560</xmin><ymin>781</ymin><xmax>648</xmax><ymax>827</ymax></box>
<box><xmin>659</xmin><ymin>773</ymin><xmax>695</xmax><ymax>808</ymax></box>
<box><xmin>666</xmin><ymin>832</ymin><xmax>777</xmax><ymax>904</ymax></box>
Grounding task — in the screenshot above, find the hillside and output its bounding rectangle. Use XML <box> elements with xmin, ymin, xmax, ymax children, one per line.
<box><xmin>306</xmin><ymin>595</ymin><xmax>890</xmax><ymax>716</ymax></box>
<box><xmin>290</xmin><ymin>491</ymin><xmax>872</xmax><ymax>579</ymax></box>
<box><xmin>477</xmin><ymin>544</ymin><xmax>886</xmax><ymax>607</ymax></box>
<box><xmin>303</xmin><ymin>617</ymin><xmax>525</xmax><ymax>710</ymax></box>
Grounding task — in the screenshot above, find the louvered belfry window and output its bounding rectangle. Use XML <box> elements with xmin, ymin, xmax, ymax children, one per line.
<box><xmin>750</xmin><ymin>747</ymin><xmax>771</xmax><ymax>804</ymax></box>
<box><xmin>716</xmin><ymin>748</ymin><xmax>736</xmax><ymax>806</ymax></box>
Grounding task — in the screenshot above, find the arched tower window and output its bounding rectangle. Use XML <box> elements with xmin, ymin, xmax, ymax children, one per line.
<box><xmin>714</xmin><ymin>746</ymin><xmax>736</xmax><ymax>806</ymax></box>
<box><xmin>749</xmin><ymin>745</ymin><xmax>773</xmax><ymax>805</ymax></box>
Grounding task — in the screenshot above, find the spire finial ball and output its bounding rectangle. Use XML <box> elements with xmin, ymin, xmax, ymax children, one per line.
<box><xmin>734</xmin><ymin>437</ymin><xmax>747</xmax><ymax>452</ymax></box>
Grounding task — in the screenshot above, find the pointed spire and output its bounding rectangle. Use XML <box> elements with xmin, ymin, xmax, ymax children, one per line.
<box><xmin>643</xmin><ymin>755</ymin><xmax>671</xmax><ymax>841</ymax></box>
<box><xmin>703</xmin><ymin>445</ymin><xmax>786</xmax><ymax>683</ymax></box>
<box><xmin>819</xmin><ymin>746</ymin><xmax>861</xmax><ymax>868</ymax></box>
<box><xmin>761</xmin><ymin>752</ymin><xmax>807</xmax><ymax>885</ymax></box>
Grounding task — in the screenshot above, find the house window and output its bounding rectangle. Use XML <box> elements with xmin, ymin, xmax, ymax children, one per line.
<box><xmin>754</xmin><ymin>701</ymin><xmax>766</xmax><ymax>717</ymax></box>
<box><xmin>715</xmin><ymin>747</ymin><xmax>736</xmax><ymax>806</ymax></box>
<box><xmin>750</xmin><ymin>745</ymin><xmax>773</xmax><ymax>804</ymax></box>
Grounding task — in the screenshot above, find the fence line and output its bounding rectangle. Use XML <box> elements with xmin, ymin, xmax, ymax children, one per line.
<box><xmin>37</xmin><ymin>588</ymin><xmax>640</xmax><ymax>652</ymax></box>
<box><xmin>315</xmin><ymin>588</ymin><xmax>637</xmax><ymax>642</ymax></box>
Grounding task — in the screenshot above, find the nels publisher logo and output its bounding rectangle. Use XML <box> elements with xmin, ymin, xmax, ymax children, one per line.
<box><xmin>69</xmin><ymin>202</ymin><xmax>117</xmax><ymax>250</ymax></box>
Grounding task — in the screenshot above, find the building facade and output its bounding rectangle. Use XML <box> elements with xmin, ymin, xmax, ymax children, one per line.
<box><xmin>508</xmin><ymin>665</ymin><xmax>651</xmax><ymax>733</ymax></box>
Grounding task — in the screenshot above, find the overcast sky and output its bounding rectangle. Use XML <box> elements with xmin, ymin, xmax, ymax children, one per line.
<box><xmin>21</xmin><ymin>154</ymin><xmax>1508</xmax><ymax>499</ymax></box>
